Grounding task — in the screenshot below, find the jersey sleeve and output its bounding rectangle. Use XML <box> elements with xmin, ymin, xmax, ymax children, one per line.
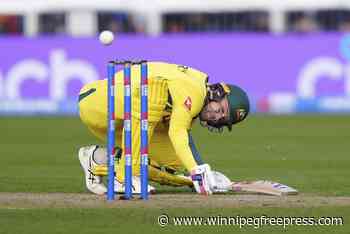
<box><xmin>168</xmin><ymin>103</ymin><xmax>198</xmax><ymax>171</ymax></box>
<box><xmin>167</xmin><ymin>79</ymin><xmax>200</xmax><ymax>171</ymax></box>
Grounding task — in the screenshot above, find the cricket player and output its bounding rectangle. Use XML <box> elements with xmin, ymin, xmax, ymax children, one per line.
<box><xmin>78</xmin><ymin>61</ymin><xmax>249</xmax><ymax>195</ymax></box>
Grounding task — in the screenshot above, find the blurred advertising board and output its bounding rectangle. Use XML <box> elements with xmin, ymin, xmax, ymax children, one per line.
<box><xmin>0</xmin><ymin>33</ymin><xmax>349</xmax><ymax>115</ymax></box>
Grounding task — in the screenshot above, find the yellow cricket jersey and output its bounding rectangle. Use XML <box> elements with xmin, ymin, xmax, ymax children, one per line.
<box><xmin>79</xmin><ymin>62</ymin><xmax>208</xmax><ymax>172</ymax></box>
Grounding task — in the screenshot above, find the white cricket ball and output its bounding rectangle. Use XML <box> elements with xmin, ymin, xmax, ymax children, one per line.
<box><xmin>99</xmin><ymin>30</ymin><xmax>114</xmax><ymax>45</ymax></box>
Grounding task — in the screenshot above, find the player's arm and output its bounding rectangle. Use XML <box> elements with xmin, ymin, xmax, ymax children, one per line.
<box><xmin>166</xmin><ymin>71</ymin><xmax>205</xmax><ymax>171</ymax></box>
<box><xmin>188</xmin><ymin>131</ymin><xmax>204</xmax><ymax>165</ymax></box>
<box><xmin>166</xmin><ymin>66</ymin><xmax>216</xmax><ymax>194</ymax></box>
<box><xmin>168</xmin><ymin>99</ymin><xmax>215</xmax><ymax>195</ymax></box>
<box><xmin>168</xmin><ymin>104</ymin><xmax>197</xmax><ymax>171</ymax></box>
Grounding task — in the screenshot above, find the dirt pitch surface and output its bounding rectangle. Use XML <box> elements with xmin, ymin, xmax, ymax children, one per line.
<box><xmin>1</xmin><ymin>193</ymin><xmax>350</xmax><ymax>209</ymax></box>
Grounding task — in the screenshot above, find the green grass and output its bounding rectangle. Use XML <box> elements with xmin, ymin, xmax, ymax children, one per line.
<box><xmin>0</xmin><ymin>207</ymin><xmax>348</xmax><ymax>234</ymax></box>
<box><xmin>0</xmin><ymin>115</ymin><xmax>349</xmax><ymax>233</ymax></box>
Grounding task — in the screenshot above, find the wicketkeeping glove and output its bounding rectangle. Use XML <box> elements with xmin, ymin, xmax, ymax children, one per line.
<box><xmin>190</xmin><ymin>164</ymin><xmax>216</xmax><ymax>195</ymax></box>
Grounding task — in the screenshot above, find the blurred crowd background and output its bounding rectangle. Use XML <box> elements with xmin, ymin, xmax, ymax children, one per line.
<box><xmin>1</xmin><ymin>1</ymin><xmax>350</xmax><ymax>36</ymax></box>
<box><xmin>2</xmin><ymin>10</ymin><xmax>350</xmax><ymax>35</ymax></box>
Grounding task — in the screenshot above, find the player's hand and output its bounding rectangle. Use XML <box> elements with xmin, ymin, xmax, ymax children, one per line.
<box><xmin>190</xmin><ymin>164</ymin><xmax>216</xmax><ymax>195</ymax></box>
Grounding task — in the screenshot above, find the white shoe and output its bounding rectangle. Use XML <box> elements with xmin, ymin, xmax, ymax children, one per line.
<box><xmin>78</xmin><ymin>145</ymin><xmax>107</xmax><ymax>195</ymax></box>
<box><xmin>114</xmin><ymin>176</ymin><xmax>156</xmax><ymax>194</ymax></box>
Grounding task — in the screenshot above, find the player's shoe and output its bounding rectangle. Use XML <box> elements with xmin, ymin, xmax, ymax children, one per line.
<box><xmin>114</xmin><ymin>176</ymin><xmax>156</xmax><ymax>194</ymax></box>
<box><xmin>78</xmin><ymin>145</ymin><xmax>107</xmax><ymax>195</ymax></box>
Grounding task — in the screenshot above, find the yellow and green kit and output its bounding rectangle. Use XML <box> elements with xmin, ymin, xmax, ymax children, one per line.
<box><xmin>78</xmin><ymin>62</ymin><xmax>208</xmax><ymax>186</ymax></box>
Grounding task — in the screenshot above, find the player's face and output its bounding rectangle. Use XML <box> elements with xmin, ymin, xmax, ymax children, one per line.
<box><xmin>200</xmin><ymin>97</ymin><xmax>229</xmax><ymax>123</ymax></box>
